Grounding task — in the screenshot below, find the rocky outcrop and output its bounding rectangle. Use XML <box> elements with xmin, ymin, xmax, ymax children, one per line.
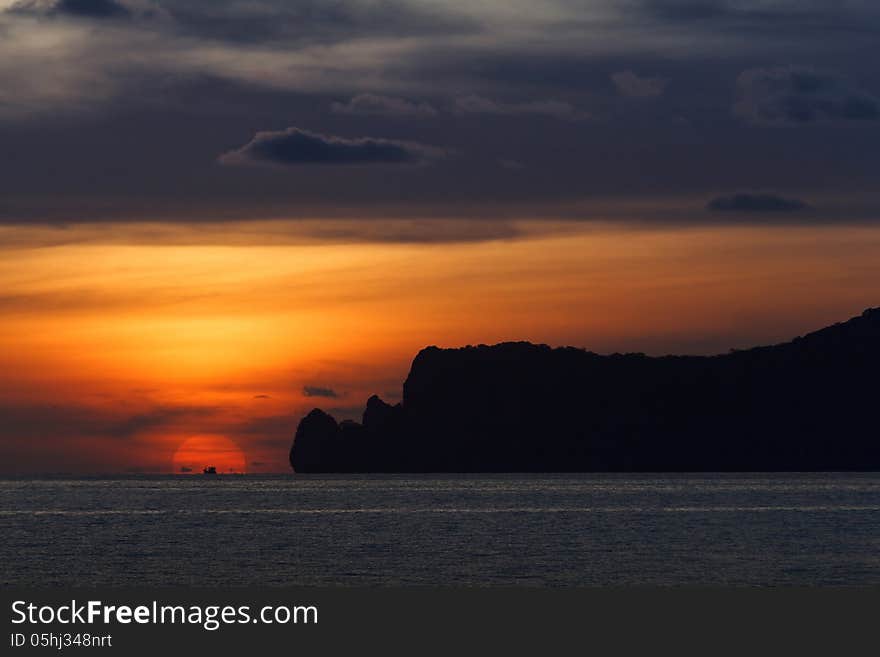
<box><xmin>290</xmin><ymin>308</ymin><xmax>880</xmax><ymax>472</ymax></box>
<box><xmin>289</xmin><ymin>408</ymin><xmax>338</xmax><ymax>473</ymax></box>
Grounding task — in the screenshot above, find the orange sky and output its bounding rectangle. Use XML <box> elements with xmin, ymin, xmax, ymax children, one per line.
<box><xmin>2</xmin><ymin>219</ymin><xmax>880</xmax><ymax>474</ymax></box>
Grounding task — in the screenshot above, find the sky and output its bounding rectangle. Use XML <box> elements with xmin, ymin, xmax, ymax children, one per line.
<box><xmin>1</xmin><ymin>0</ymin><xmax>879</xmax><ymax>473</ymax></box>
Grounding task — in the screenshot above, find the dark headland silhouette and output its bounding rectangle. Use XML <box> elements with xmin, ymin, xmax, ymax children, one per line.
<box><xmin>290</xmin><ymin>308</ymin><xmax>880</xmax><ymax>472</ymax></box>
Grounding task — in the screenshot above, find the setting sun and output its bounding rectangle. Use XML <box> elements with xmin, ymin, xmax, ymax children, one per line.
<box><xmin>172</xmin><ymin>435</ymin><xmax>248</xmax><ymax>474</ymax></box>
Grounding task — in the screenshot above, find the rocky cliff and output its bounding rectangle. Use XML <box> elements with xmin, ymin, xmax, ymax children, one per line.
<box><xmin>290</xmin><ymin>308</ymin><xmax>880</xmax><ymax>472</ymax></box>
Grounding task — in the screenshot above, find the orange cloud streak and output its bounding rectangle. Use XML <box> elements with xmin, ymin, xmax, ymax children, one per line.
<box><xmin>2</xmin><ymin>220</ymin><xmax>880</xmax><ymax>473</ymax></box>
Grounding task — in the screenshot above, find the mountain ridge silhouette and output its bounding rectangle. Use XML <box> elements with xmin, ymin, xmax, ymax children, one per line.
<box><xmin>290</xmin><ymin>308</ymin><xmax>880</xmax><ymax>472</ymax></box>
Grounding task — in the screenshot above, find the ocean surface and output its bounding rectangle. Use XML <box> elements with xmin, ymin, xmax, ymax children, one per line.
<box><xmin>2</xmin><ymin>473</ymin><xmax>879</xmax><ymax>586</ymax></box>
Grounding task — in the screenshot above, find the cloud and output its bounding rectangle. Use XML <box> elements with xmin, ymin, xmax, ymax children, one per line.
<box><xmin>8</xmin><ymin>0</ymin><xmax>134</xmax><ymax>20</ymax></box>
<box><xmin>330</xmin><ymin>93</ymin><xmax>438</xmax><ymax>118</ymax></box>
<box><xmin>233</xmin><ymin>413</ymin><xmax>297</xmax><ymax>438</ymax></box>
<box><xmin>253</xmin><ymin>394</ymin><xmax>271</xmax><ymax>399</ymax></box>
<box><xmin>302</xmin><ymin>385</ymin><xmax>339</xmax><ymax>398</ymax></box>
<box><xmin>1</xmin><ymin>1</ymin><xmax>877</xmax><ymax>121</ymax></box>
<box><xmin>106</xmin><ymin>406</ymin><xmax>218</xmax><ymax>438</ymax></box>
<box><xmin>707</xmin><ymin>193</ymin><xmax>808</xmax><ymax>213</ymax></box>
<box><xmin>161</xmin><ymin>0</ymin><xmax>479</xmax><ymax>46</ymax></box>
<box><xmin>53</xmin><ymin>0</ymin><xmax>130</xmax><ymax>18</ymax></box>
<box><xmin>454</xmin><ymin>95</ymin><xmax>588</xmax><ymax>120</ymax></box>
<box><xmin>1</xmin><ymin>1</ymin><xmax>879</xmax><ymax>223</ymax></box>
<box><xmin>0</xmin><ymin>220</ymin><xmax>532</xmax><ymax>248</ymax></box>
<box><xmin>0</xmin><ymin>2</ymin><xmax>467</xmax><ymax>119</ymax></box>
<box><xmin>0</xmin><ymin>403</ymin><xmax>217</xmax><ymax>441</ymax></box>
<box><xmin>641</xmin><ymin>0</ymin><xmax>727</xmax><ymax>22</ymax></box>
<box><xmin>735</xmin><ymin>66</ymin><xmax>880</xmax><ymax>124</ymax></box>
<box><xmin>283</xmin><ymin>219</ymin><xmax>525</xmax><ymax>243</ymax></box>
<box><xmin>611</xmin><ymin>70</ymin><xmax>667</xmax><ymax>98</ymax></box>
<box><xmin>640</xmin><ymin>0</ymin><xmax>880</xmax><ymax>35</ymax></box>
<box><xmin>219</xmin><ymin>127</ymin><xmax>447</xmax><ymax>167</ymax></box>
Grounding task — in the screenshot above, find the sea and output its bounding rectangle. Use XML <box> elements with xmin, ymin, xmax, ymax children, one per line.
<box><xmin>2</xmin><ymin>473</ymin><xmax>879</xmax><ymax>586</ymax></box>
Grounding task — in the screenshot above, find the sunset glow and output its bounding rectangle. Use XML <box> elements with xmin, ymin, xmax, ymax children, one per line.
<box><xmin>172</xmin><ymin>435</ymin><xmax>248</xmax><ymax>474</ymax></box>
<box><xmin>2</xmin><ymin>220</ymin><xmax>880</xmax><ymax>473</ymax></box>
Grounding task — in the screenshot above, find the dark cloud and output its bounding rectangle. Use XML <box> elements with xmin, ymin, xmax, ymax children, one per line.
<box><xmin>55</xmin><ymin>0</ymin><xmax>131</xmax><ymax>18</ymax></box>
<box><xmin>0</xmin><ymin>217</ymin><xmax>531</xmax><ymax>247</ymax></box>
<box><xmin>233</xmin><ymin>413</ymin><xmax>295</xmax><ymax>437</ymax></box>
<box><xmin>105</xmin><ymin>406</ymin><xmax>217</xmax><ymax>437</ymax></box>
<box><xmin>1</xmin><ymin>2</ymin><xmax>879</xmax><ymax>225</ymax></box>
<box><xmin>290</xmin><ymin>219</ymin><xmax>524</xmax><ymax>244</ymax></box>
<box><xmin>302</xmin><ymin>385</ymin><xmax>339</xmax><ymax>398</ymax></box>
<box><xmin>159</xmin><ymin>0</ymin><xmax>480</xmax><ymax>46</ymax></box>
<box><xmin>735</xmin><ymin>67</ymin><xmax>880</xmax><ymax>124</ymax></box>
<box><xmin>9</xmin><ymin>0</ymin><xmax>133</xmax><ymax>19</ymax></box>
<box><xmin>219</xmin><ymin>128</ymin><xmax>447</xmax><ymax>167</ymax></box>
<box><xmin>0</xmin><ymin>401</ymin><xmax>227</xmax><ymax>473</ymax></box>
<box><xmin>229</xmin><ymin>414</ymin><xmax>301</xmax><ymax>453</ymax></box>
<box><xmin>707</xmin><ymin>193</ymin><xmax>808</xmax><ymax>213</ymax></box>
<box><xmin>0</xmin><ymin>403</ymin><xmax>216</xmax><ymax>441</ymax></box>
<box><xmin>330</xmin><ymin>94</ymin><xmax>438</xmax><ymax>118</ymax></box>
<box><xmin>611</xmin><ymin>70</ymin><xmax>667</xmax><ymax>98</ymax></box>
<box><xmin>253</xmin><ymin>394</ymin><xmax>271</xmax><ymax>399</ymax></box>
<box><xmin>640</xmin><ymin>0</ymin><xmax>880</xmax><ymax>36</ymax></box>
<box><xmin>328</xmin><ymin>93</ymin><xmax>587</xmax><ymax>121</ymax></box>
<box><xmin>640</xmin><ymin>0</ymin><xmax>728</xmax><ymax>22</ymax></box>
<box><xmin>454</xmin><ymin>95</ymin><xmax>587</xmax><ymax>120</ymax></box>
